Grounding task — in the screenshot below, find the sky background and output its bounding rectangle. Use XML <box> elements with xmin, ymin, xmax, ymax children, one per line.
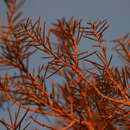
<box><xmin>0</xmin><ymin>0</ymin><xmax>130</xmax><ymax>38</ymax></box>
<box><xmin>0</xmin><ymin>0</ymin><xmax>130</xmax><ymax>129</ymax></box>
<box><xmin>23</xmin><ymin>0</ymin><xmax>130</xmax><ymax>39</ymax></box>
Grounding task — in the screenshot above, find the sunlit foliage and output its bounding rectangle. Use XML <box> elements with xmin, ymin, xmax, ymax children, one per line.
<box><xmin>0</xmin><ymin>0</ymin><xmax>130</xmax><ymax>129</ymax></box>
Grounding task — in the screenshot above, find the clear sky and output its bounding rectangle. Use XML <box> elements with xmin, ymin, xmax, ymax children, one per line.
<box><xmin>22</xmin><ymin>0</ymin><xmax>130</xmax><ymax>38</ymax></box>
<box><xmin>0</xmin><ymin>0</ymin><xmax>130</xmax><ymax>38</ymax></box>
<box><xmin>0</xmin><ymin>0</ymin><xmax>130</xmax><ymax>129</ymax></box>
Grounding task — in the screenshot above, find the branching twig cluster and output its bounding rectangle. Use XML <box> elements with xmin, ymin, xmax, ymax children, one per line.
<box><xmin>0</xmin><ymin>0</ymin><xmax>130</xmax><ymax>129</ymax></box>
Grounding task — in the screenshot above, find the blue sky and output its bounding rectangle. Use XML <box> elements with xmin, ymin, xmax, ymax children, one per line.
<box><xmin>22</xmin><ymin>0</ymin><xmax>130</xmax><ymax>38</ymax></box>
<box><xmin>1</xmin><ymin>0</ymin><xmax>130</xmax><ymax>38</ymax></box>
<box><xmin>0</xmin><ymin>0</ymin><xmax>130</xmax><ymax>129</ymax></box>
